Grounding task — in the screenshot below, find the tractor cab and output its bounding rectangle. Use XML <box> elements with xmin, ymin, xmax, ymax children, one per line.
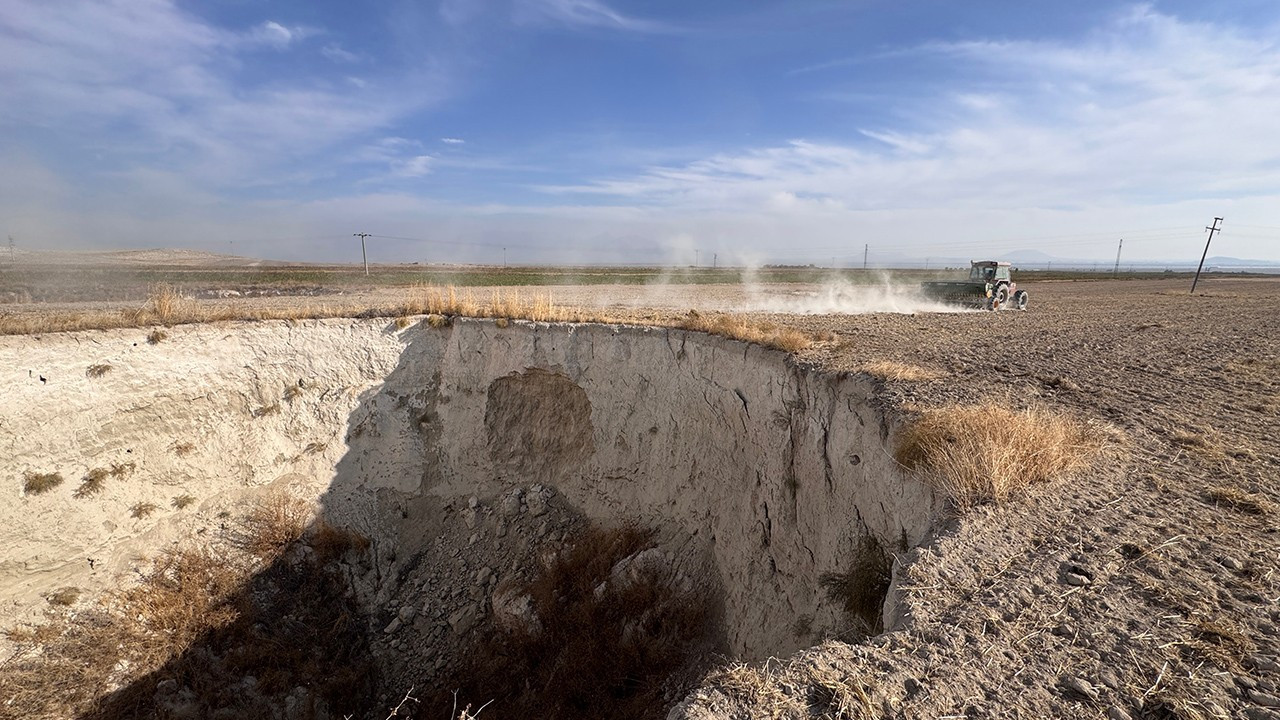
<box><xmin>968</xmin><ymin>261</ymin><xmax>1010</xmax><ymax>284</ymax></box>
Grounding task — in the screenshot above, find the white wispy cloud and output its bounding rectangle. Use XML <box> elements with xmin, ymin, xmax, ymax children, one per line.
<box><xmin>547</xmin><ymin>6</ymin><xmax>1280</xmax><ymax>216</ymax></box>
<box><xmin>441</xmin><ymin>137</ymin><xmax>466</xmax><ymax>144</ymax></box>
<box><xmin>516</xmin><ymin>0</ymin><xmax>673</xmax><ymax>33</ymax></box>
<box><xmin>243</xmin><ymin>20</ymin><xmax>310</xmax><ymax>49</ymax></box>
<box><xmin>321</xmin><ymin>43</ymin><xmax>360</xmax><ymax>63</ymax></box>
<box><xmin>0</xmin><ymin>0</ymin><xmax>438</xmax><ymax>188</ymax></box>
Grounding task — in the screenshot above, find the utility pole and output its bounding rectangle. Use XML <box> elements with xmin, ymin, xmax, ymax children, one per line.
<box><xmin>713</xmin><ymin>253</ymin><xmax>717</xmax><ymax>269</ymax></box>
<box><xmin>863</xmin><ymin>244</ymin><xmax>868</xmax><ymax>270</ymax></box>
<box><xmin>1191</xmin><ymin>217</ymin><xmax>1223</xmax><ymax>294</ymax></box>
<box><xmin>353</xmin><ymin>233</ymin><xmax>371</xmax><ymax>276</ymax></box>
<box><xmin>1113</xmin><ymin>238</ymin><xmax>1123</xmax><ymax>274</ymax></box>
<box><xmin>503</xmin><ymin>247</ymin><xmax>507</xmax><ymax>267</ymax></box>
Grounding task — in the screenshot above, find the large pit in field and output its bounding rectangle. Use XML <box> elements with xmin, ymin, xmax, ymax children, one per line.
<box><xmin>1</xmin><ymin>317</ymin><xmax>942</xmax><ymax>715</ymax></box>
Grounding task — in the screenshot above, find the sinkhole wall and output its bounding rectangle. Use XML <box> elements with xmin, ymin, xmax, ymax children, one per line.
<box><xmin>0</xmin><ymin>317</ymin><xmax>942</xmax><ymax>658</ymax></box>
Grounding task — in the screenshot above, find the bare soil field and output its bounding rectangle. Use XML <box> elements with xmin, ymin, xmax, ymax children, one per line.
<box><xmin>699</xmin><ymin>276</ymin><xmax>1280</xmax><ymax>719</ymax></box>
<box><xmin>2</xmin><ymin>269</ymin><xmax>1277</xmax><ymax>719</ymax></box>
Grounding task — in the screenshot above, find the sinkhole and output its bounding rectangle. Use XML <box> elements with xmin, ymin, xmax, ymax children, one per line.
<box><xmin>1</xmin><ymin>317</ymin><xmax>943</xmax><ymax>718</ymax></box>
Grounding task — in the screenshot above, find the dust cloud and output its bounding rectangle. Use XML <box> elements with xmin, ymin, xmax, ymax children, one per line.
<box><xmin>731</xmin><ymin>274</ymin><xmax>971</xmax><ymax>315</ymax></box>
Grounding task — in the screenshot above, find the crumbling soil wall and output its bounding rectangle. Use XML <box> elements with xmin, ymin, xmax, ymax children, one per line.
<box><xmin>1</xmin><ymin>317</ymin><xmax>941</xmax><ymax>661</ymax></box>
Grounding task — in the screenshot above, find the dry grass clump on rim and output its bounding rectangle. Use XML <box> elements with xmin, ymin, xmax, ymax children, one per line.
<box><xmin>22</xmin><ymin>471</ymin><xmax>63</xmax><ymax>495</ymax></box>
<box><xmin>859</xmin><ymin>360</ymin><xmax>945</xmax><ymax>382</ymax></box>
<box><xmin>130</xmin><ymin>502</ymin><xmax>159</xmax><ymax>519</ymax></box>
<box><xmin>1</xmin><ymin>283</ymin><xmax>825</xmax><ymax>353</ymax></box>
<box><xmin>146</xmin><ymin>328</ymin><xmax>168</xmax><ymax>344</ymax></box>
<box><xmin>679</xmin><ymin>310</ymin><xmax>812</xmax><ymax>352</ymax></box>
<box><xmin>895</xmin><ymin>402</ymin><xmax>1108</xmax><ymax>507</ymax></box>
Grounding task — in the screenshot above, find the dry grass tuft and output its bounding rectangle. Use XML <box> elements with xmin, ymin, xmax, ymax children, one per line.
<box><xmin>109</xmin><ymin>461</ymin><xmax>135</xmax><ymax>478</ymax></box>
<box><xmin>426</xmin><ymin>313</ymin><xmax>449</xmax><ymax>328</ymax></box>
<box><xmin>708</xmin><ymin>655</ymin><xmax>875</xmax><ymax>720</ymax></box>
<box><xmin>146</xmin><ymin>328</ymin><xmax>168</xmax><ymax>344</ymax></box>
<box><xmin>302</xmin><ymin>441</ymin><xmax>327</xmax><ymax>455</ymax></box>
<box><xmin>172</xmin><ymin>441</ymin><xmax>196</xmax><ymax>456</ymax></box>
<box><xmin>895</xmin><ymin>402</ymin><xmax>1108</xmax><ymax>507</ymax></box>
<box><xmin>1169</xmin><ymin>424</ymin><xmax>1253</xmax><ymax>464</ymax></box>
<box><xmin>47</xmin><ymin>587</ymin><xmax>81</xmax><ymax>607</ymax></box>
<box><xmin>86</xmin><ymin>363</ymin><xmax>113</xmax><ymax>378</ymax></box>
<box><xmin>494</xmin><ymin>317</ymin><xmax>509</xmax><ymax>329</ymax></box>
<box><xmin>860</xmin><ymin>360</ymin><xmax>945</xmax><ymax>382</ymax></box>
<box><xmin>1204</xmin><ymin>485</ymin><xmax>1274</xmax><ymax>516</ymax></box>
<box><xmin>393</xmin><ymin>316</ymin><xmax>413</xmax><ymax>330</ymax></box>
<box><xmin>679</xmin><ymin>310</ymin><xmax>813</xmax><ymax>352</ymax></box>
<box><xmin>253</xmin><ymin>402</ymin><xmax>281</xmax><ymax>418</ymax></box>
<box><xmin>229</xmin><ymin>492</ymin><xmax>312</xmax><ymax>559</ymax></box>
<box><xmin>171</xmin><ymin>494</ymin><xmax>197</xmax><ymax>510</ymax></box>
<box><xmin>306</xmin><ymin>521</ymin><xmax>371</xmax><ymax>563</ymax></box>
<box><xmin>283</xmin><ymin>384</ymin><xmax>303</xmax><ymax>401</ymax></box>
<box><xmin>74</xmin><ymin>467</ymin><xmax>110</xmax><ymax>498</ymax></box>
<box><xmin>22</xmin><ymin>471</ymin><xmax>64</xmax><ymax>495</ymax></box>
<box><xmin>130</xmin><ymin>502</ymin><xmax>160</xmax><ymax>519</ymax></box>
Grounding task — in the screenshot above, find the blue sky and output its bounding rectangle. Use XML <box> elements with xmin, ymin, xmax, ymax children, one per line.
<box><xmin>2</xmin><ymin>0</ymin><xmax>1279</xmax><ymax>264</ymax></box>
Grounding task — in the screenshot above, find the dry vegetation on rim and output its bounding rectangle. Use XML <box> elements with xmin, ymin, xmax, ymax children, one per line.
<box><xmin>0</xmin><ymin>492</ymin><xmax>375</xmax><ymax>720</ymax></box>
<box><xmin>895</xmin><ymin>402</ymin><xmax>1110</xmax><ymax>508</ymax></box>
<box><xmin>0</xmin><ymin>283</ymin><xmax>832</xmax><ymax>352</ymax></box>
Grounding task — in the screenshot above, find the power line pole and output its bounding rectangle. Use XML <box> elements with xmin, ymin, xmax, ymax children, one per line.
<box><xmin>353</xmin><ymin>233</ymin><xmax>371</xmax><ymax>276</ymax></box>
<box><xmin>863</xmin><ymin>244</ymin><xmax>868</xmax><ymax>270</ymax></box>
<box><xmin>1191</xmin><ymin>217</ymin><xmax>1223</xmax><ymax>294</ymax></box>
<box><xmin>1113</xmin><ymin>238</ymin><xmax>1123</xmax><ymax>274</ymax></box>
<box><xmin>713</xmin><ymin>253</ymin><xmax>717</xmax><ymax>269</ymax></box>
<box><xmin>503</xmin><ymin>247</ymin><xmax>507</xmax><ymax>267</ymax></box>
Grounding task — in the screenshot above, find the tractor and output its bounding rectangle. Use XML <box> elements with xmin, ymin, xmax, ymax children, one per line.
<box><xmin>921</xmin><ymin>261</ymin><xmax>1028</xmax><ymax>311</ymax></box>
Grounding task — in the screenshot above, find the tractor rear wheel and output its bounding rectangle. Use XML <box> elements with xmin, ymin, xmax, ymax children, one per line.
<box><xmin>1013</xmin><ymin>290</ymin><xmax>1029</xmax><ymax>310</ymax></box>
